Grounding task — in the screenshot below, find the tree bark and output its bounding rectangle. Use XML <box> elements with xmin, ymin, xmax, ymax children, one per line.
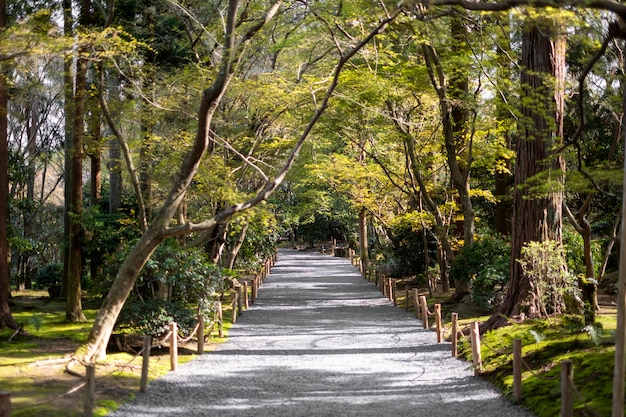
<box><xmin>66</xmin><ymin>48</ymin><xmax>87</xmax><ymax>322</ymax></box>
<box><xmin>0</xmin><ymin>0</ymin><xmax>18</xmax><ymax>330</ymax></box>
<box><xmin>358</xmin><ymin>208</ymin><xmax>369</xmax><ymax>274</ymax></box>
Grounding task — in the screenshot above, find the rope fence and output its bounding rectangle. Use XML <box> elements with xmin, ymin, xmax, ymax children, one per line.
<box><xmin>3</xmin><ymin>254</ymin><xmax>277</xmax><ymax>417</ymax></box>
<box><xmin>357</xmin><ymin>261</ymin><xmax>600</xmax><ymax>417</ymax></box>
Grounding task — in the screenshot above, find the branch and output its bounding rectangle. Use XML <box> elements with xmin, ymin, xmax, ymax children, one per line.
<box><xmin>401</xmin><ymin>0</ymin><xmax>626</xmax><ymax>19</ymax></box>
<box><xmin>97</xmin><ymin>64</ymin><xmax>148</xmax><ymax>232</ymax></box>
<box><xmin>161</xmin><ymin>9</ymin><xmax>402</xmax><ymax>238</ymax></box>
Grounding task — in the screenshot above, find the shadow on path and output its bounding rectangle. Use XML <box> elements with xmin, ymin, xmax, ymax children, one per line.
<box><xmin>109</xmin><ymin>249</ymin><xmax>534</xmax><ymax>417</ymax></box>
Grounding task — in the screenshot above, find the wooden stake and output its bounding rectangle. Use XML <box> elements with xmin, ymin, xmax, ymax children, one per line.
<box><xmin>513</xmin><ymin>339</ymin><xmax>522</xmax><ymax>403</ymax></box>
<box><xmin>413</xmin><ymin>289</ymin><xmax>420</xmax><ymax>319</ymax></box>
<box><xmin>405</xmin><ymin>286</ymin><xmax>410</xmax><ymax>312</ymax></box>
<box><xmin>197</xmin><ymin>315</ymin><xmax>205</xmax><ymax>354</ymax></box>
<box><xmin>84</xmin><ymin>364</ymin><xmax>95</xmax><ymax>417</ymax></box>
<box><xmin>561</xmin><ymin>360</ymin><xmax>574</xmax><ymax>417</ymax></box>
<box><xmin>451</xmin><ymin>313</ymin><xmax>458</xmax><ymax>357</ymax></box>
<box><xmin>470</xmin><ymin>321</ymin><xmax>482</xmax><ymax>375</ymax></box>
<box><xmin>170</xmin><ymin>322</ymin><xmax>178</xmax><ymax>371</ymax></box>
<box><xmin>243</xmin><ymin>281</ymin><xmax>249</xmax><ymax>309</ymax></box>
<box><xmin>141</xmin><ymin>336</ymin><xmax>152</xmax><ymax>392</ymax></box>
<box><xmin>237</xmin><ymin>286</ymin><xmax>243</xmax><ymax>316</ymax></box>
<box><xmin>420</xmin><ymin>295</ymin><xmax>429</xmax><ymax>329</ymax></box>
<box><xmin>0</xmin><ymin>391</ymin><xmax>10</xmax><ymax>417</ymax></box>
<box><xmin>232</xmin><ymin>292</ymin><xmax>238</xmax><ymax>324</ymax></box>
<box><xmin>435</xmin><ymin>304</ymin><xmax>442</xmax><ymax>343</ymax></box>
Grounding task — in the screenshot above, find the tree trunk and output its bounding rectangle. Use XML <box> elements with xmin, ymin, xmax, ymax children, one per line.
<box><xmin>61</xmin><ymin>0</ymin><xmax>73</xmax><ymax>299</ymax></box>
<box><xmin>0</xmin><ymin>0</ymin><xmax>18</xmax><ymax>329</ymax></box>
<box><xmin>358</xmin><ymin>208</ymin><xmax>369</xmax><ymax>274</ymax></box>
<box><xmin>226</xmin><ymin>222</ymin><xmax>249</xmax><ymax>270</ymax></box>
<box><xmin>66</xmin><ymin>49</ymin><xmax>87</xmax><ymax>322</ymax></box>
<box><xmin>485</xmin><ymin>18</ymin><xmax>565</xmax><ymax>329</ymax></box>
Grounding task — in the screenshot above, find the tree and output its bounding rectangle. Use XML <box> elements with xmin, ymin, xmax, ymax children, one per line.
<box><xmin>80</xmin><ymin>0</ymin><xmax>400</xmax><ymax>362</ymax></box>
<box><xmin>0</xmin><ymin>0</ymin><xmax>18</xmax><ymax>330</ymax></box>
<box><xmin>484</xmin><ymin>13</ymin><xmax>566</xmax><ymax>327</ymax></box>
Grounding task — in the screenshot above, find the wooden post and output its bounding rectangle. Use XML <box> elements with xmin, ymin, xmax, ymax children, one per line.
<box><xmin>84</xmin><ymin>364</ymin><xmax>95</xmax><ymax>417</ymax></box>
<box><xmin>435</xmin><ymin>304</ymin><xmax>442</xmax><ymax>343</ymax></box>
<box><xmin>390</xmin><ymin>280</ymin><xmax>396</xmax><ymax>305</ymax></box>
<box><xmin>420</xmin><ymin>295</ymin><xmax>429</xmax><ymax>329</ymax></box>
<box><xmin>470</xmin><ymin>321</ymin><xmax>482</xmax><ymax>375</ymax></box>
<box><xmin>217</xmin><ymin>301</ymin><xmax>224</xmax><ymax>338</ymax></box>
<box><xmin>413</xmin><ymin>289</ymin><xmax>420</xmax><ymax>319</ymax></box>
<box><xmin>237</xmin><ymin>286</ymin><xmax>243</xmax><ymax>316</ymax></box>
<box><xmin>243</xmin><ymin>281</ymin><xmax>249</xmax><ymax>309</ymax></box>
<box><xmin>0</xmin><ymin>391</ymin><xmax>10</xmax><ymax>417</ymax></box>
<box><xmin>250</xmin><ymin>279</ymin><xmax>256</xmax><ymax>304</ymax></box>
<box><xmin>405</xmin><ymin>286</ymin><xmax>410</xmax><ymax>312</ymax></box>
<box><xmin>170</xmin><ymin>322</ymin><xmax>178</xmax><ymax>371</ymax></box>
<box><xmin>451</xmin><ymin>313</ymin><xmax>458</xmax><ymax>357</ymax></box>
<box><xmin>141</xmin><ymin>336</ymin><xmax>152</xmax><ymax>392</ymax></box>
<box><xmin>561</xmin><ymin>360</ymin><xmax>574</xmax><ymax>417</ymax></box>
<box><xmin>197</xmin><ymin>315</ymin><xmax>205</xmax><ymax>354</ymax></box>
<box><xmin>513</xmin><ymin>339</ymin><xmax>522</xmax><ymax>403</ymax></box>
<box><xmin>232</xmin><ymin>291</ymin><xmax>238</xmax><ymax>324</ymax></box>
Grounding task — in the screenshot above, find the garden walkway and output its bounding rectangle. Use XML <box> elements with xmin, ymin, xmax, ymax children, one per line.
<box><xmin>109</xmin><ymin>249</ymin><xmax>534</xmax><ymax>417</ymax></box>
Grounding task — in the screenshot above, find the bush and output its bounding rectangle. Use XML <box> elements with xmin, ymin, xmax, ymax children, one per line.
<box><xmin>114</xmin><ymin>240</ymin><xmax>225</xmax><ymax>337</ymax></box>
<box><xmin>117</xmin><ymin>299</ymin><xmax>197</xmax><ymax>338</ymax></box>
<box><xmin>449</xmin><ymin>236</ymin><xmax>510</xmax><ymax>311</ymax></box>
<box><xmin>34</xmin><ymin>263</ymin><xmax>63</xmax><ymax>290</ymax></box>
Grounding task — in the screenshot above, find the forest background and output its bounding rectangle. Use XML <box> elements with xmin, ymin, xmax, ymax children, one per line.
<box><xmin>3</xmin><ymin>0</ymin><xmax>626</xmax><ymax>415</ymax></box>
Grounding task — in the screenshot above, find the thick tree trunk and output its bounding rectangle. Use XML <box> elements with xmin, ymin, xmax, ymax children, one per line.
<box><xmin>0</xmin><ymin>0</ymin><xmax>18</xmax><ymax>329</ymax></box>
<box><xmin>61</xmin><ymin>0</ymin><xmax>73</xmax><ymax>299</ymax></box>
<box><xmin>66</xmin><ymin>51</ymin><xmax>87</xmax><ymax>322</ymax></box>
<box><xmin>486</xmin><ymin>18</ymin><xmax>565</xmax><ymax>329</ymax></box>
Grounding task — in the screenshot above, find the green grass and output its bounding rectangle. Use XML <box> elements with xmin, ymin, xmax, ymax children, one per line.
<box><xmin>455</xmin><ymin>316</ymin><xmax>616</xmax><ymax>417</ymax></box>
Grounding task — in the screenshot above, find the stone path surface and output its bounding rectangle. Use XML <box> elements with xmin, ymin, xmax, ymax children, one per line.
<box><xmin>109</xmin><ymin>249</ymin><xmax>534</xmax><ymax>417</ymax></box>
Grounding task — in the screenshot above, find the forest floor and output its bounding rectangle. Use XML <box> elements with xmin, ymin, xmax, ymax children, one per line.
<box><xmin>0</xmin><ymin>267</ymin><xmax>620</xmax><ymax>417</ymax></box>
<box><xmin>0</xmin><ymin>292</ymin><xmax>228</xmax><ymax>417</ymax></box>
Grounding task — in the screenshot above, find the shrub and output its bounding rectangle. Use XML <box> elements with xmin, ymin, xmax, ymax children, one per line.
<box><xmin>449</xmin><ymin>236</ymin><xmax>510</xmax><ymax>311</ymax></box>
<box><xmin>114</xmin><ymin>240</ymin><xmax>225</xmax><ymax>337</ymax></box>
<box><xmin>34</xmin><ymin>263</ymin><xmax>63</xmax><ymax>290</ymax></box>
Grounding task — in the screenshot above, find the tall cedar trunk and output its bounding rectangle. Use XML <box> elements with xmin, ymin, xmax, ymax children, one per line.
<box><xmin>0</xmin><ymin>0</ymin><xmax>18</xmax><ymax>329</ymax></box>
<box><xmin>448</xmin><ymin>15</ymin><xmax>473</xmax><ymax>298</ymax></box>
<box><xmin>66</xmin><ymin>0</ymin><xmax>92</xmax><ymax>322</ymax></box>
<box><xmin>358</xmin><ymin>209</ymin><xmax>369</xmax><ymax>274</ymax></box>
<box><xmin>486</xmin><ymin>18</ymin><xmax>565</xmax><ymax>328</ymax></box>
<box><xmin>66</xmin><ymin>50</ymin><xmax>87</xmax><ymax>322</ymax></box>
<box><xmin>61</xmin><ymin>0</ymin><xmax>73</xmax><ymax>298</ymax></box>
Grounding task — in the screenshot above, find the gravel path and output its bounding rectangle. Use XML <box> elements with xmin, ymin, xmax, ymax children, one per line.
<box><xmin>109</xmin><ymin>249</ymin><xmax>534</xmax><ymax>417</ymax></box>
